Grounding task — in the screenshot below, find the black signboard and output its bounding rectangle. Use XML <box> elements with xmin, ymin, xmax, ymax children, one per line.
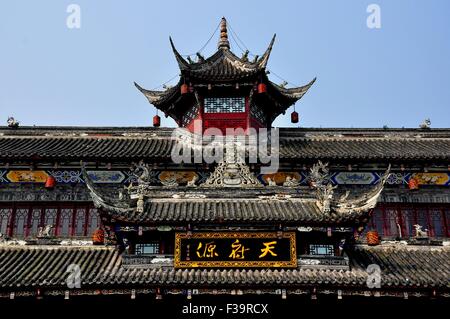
<box><xmin>174</xmin><ymin>232</ymin><xmax>297</xmax><ymax>268</ymax></box>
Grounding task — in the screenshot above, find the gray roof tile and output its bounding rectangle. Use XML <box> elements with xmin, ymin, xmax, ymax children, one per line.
<box><xmin>0</xmin><ymin>244</ymin><xmax>448</xmax><ymax>291</ymax></box>
<box><xmin>1</xmin><ymin>128</ymin><xmax>450</xmax><ymax>162</ymax></box>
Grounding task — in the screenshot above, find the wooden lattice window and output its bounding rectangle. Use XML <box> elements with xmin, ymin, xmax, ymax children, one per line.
<box><xmin>400</xmin><ymin>209</ymin><xmax>415</xmax><ymax>237</ymax></box>
<box><xmin>372</xmin><ymin>208</ymin><xmax>384</xmax><ymax>235</ymax></box>
<box><xmin>384</xmin><ymin>208</ymin><xmax>400</xmax><ymax>237</ymax></box>
<box><xmin>370</xmin><ymin>204</ymin><xmax>449</xmax><ymax>239</ymax></box>
<box><xmin>58</xmin><ymin>208</ymin><xmax>72</xmax><ymax>237</ymax></box>
<box><xmin>29</xmin><ymin>208</ymin><xmax>42</xmax><ymax>237</ymax></box>
<box><xmin>429</xmin><ymin>209</ymin><xmax>445</xmax><ymax>237</ymax></box>
<box><xmin>44</xmin><ymin>208</ymin><xmax>57</xmax><ymax>229</ymax></box>
<box><xmin>0</xmin><ymin>208</ymin><xmax>12</xmax><ymax>235</ymax></box>
<box><xmin>88</xmin><ymin>208</ymin><xmax>100</xmax><ymax>234</ymax></box>
<box><xmin>74</xmin><ymin>208</ymin><xmax>87</xmax><ymax>236</ymax></box>
<box><xmin>204</xmin><ymin>97</ymin><xmax>245</xmax><ymax>113</ymax></box>
<box><xmin>14</xmin><ymin>209</ymin><xmax>29</xmax><ymax>237</ymax></box>
<box><xmin>0</xmin><ymin>203</ymin><xmax>100</xmax><ymax>238</ymax></box>
<box><xmin>250</xmin><ymin>104</ymin><xmax>266</xmax><ymax>125</ymax></box>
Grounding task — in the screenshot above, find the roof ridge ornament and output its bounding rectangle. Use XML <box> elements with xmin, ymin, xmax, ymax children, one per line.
<box><xmin>218</xmin><ymin>17</ymin><xmax>230</xmax><ymax>50</ymax></box>
<box><xmin>201</xmin><ymin>142</ymin><xmax>262</xmax><ymax>188</ymax></box>
<box><xmin>81</xmin><ymin>162</ymin><xmax>134</xmax><ymax>214</ymax></box>
<box><xmin>309</xmin><ymin>161</ymin><xmax>391</xmax><ymax>214</ymax></box>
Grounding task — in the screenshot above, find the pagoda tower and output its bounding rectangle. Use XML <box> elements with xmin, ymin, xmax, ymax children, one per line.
<box><xmin>135</xmin><ymin>17</ymin><xmax>315</xmax><ymax>133</ymax></box>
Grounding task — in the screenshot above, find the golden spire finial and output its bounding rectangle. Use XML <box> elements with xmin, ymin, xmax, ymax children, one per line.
<box><xmin>218</xmin><ymin>17</ymin><xmax>230</xmax><ymax>49</ymax></box>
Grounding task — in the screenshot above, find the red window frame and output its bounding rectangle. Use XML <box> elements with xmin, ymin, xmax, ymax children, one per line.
<box><xmin>0</xmin><ymin>202</ymin><xmax>100</xmax><ymax>238</ymax></box>
<box><xmin>369</xmin><ymin>203</ymin><xmax>449</xmax><ymax>239</ymax></box>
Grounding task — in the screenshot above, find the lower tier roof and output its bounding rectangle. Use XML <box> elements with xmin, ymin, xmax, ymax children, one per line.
<box><xmin>0</xmin><ymin>244</ymin><xmax>448</xmax><ymax>293</ymax></box>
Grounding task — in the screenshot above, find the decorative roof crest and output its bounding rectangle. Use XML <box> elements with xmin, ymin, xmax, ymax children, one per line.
<box><xmin>201</xmin><ymin>143</ymin><xmax>262</xmax><ymax>188</ymax></box>
<box><xmin>309</xmin><ymin>161</ymin><xmax>391</xmax><ymax>214</ymax></box>
<box><xmin>218</xmin><ymin>17</ymin><xmax>230</xmax><ymax>49</ymax></box>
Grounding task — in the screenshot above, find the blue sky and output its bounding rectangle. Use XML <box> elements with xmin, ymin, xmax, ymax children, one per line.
<box><xmin>1</xmin><ymin>0</ymin><xmax>449</xmax><ymax>128</ymax></box>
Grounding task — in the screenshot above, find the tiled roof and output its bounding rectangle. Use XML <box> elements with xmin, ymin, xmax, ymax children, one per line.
<box><xmin>182</xmin><ymin>49</ymin><xmax>262</xmax><ymax>82</ymax></box>
<box><xmin>106</xmin><ymin>198</ymin><xmax>366</xmax><ymax>225</ymax></box>
<box><xmin>0</xmin><ymin>246</ymin><xmax>117</xmax><ymax>289</ymax></box>
<box><xmin>168</xmin><ymin>29</ymin><xmax>273</xmax><ymax>83</ymax></box>
<box><xmin>348</xmin><ymin>245</ymin><xmax>450</xmax><ymax>289</ymax></box>
<box><xmin>0</xmin><ymin>244</ymin><xmax>448</xmax><ymax>292</ymax></box>
<box><xmin>0</xmin><ymin>134</ymin><xmax>174</xmax><ymax>160</ymax></box>
<box><xmin>279</xmin><ymin>137</ymin><xmax>450</xmax><ymax>161</ymax></box>
<box><xmin>1</xmin><ymin>127</ymin><xmax>450</xmax><ymax>162</ymax></box>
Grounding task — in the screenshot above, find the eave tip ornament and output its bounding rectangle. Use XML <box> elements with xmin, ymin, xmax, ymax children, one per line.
<box><xmin>309</xmin><ymin>161</ymin><xmax>391</xmax><ymax>214</ymax></box>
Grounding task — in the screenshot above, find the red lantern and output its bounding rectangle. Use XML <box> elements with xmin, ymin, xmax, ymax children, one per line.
<box><xmin>408</xmin><ymin>178</ymin><xmax>419</xmax><ymax>190</ymax></box>
<box><xmin>366</xmin><ymin>230</ymin><xmax>380</xmax><ymax>246</ymax></box>
<box><xmin>258</xmin><ymin>83</ymin><xmax>267</xmax><ymax>94</ymax></box>
<box><xmin>291</xmin><ymin>111</ymin><xmax>299</xmax><ymax>123</ymax></box>
<box><xmin>92</xmin><ymin>228</ymin><xmax>105</xmax><ymax>245</ymax></box>
<box><xmin>180</xmin><ymin>83</ymin><xmax>189</xmax><ymax>95</ymax></box>
<box><xmin>153</xmin><ymin>115</ymin><xmax>161</xmax><ymax>127</ymax></box>
<box><xmin>44</xmin><ymin>176</ymin><xmax>56</xmax><ymax>189</ymax></box>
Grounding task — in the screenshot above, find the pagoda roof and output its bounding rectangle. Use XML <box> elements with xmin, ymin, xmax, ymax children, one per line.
<box><xmin>134</xmin><ymin>18</ymin><xmax>315</xmax><ymax>119</ymax></box>
<box><xmin>168</xmin><ymin>34</ymin><xmax>274</xmax><ymax>82</ymax></box>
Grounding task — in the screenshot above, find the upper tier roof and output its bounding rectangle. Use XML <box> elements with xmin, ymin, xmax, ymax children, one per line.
<box><xmin>1</xmin><ymin>127</ymin><xmax>450</xmax><ymax>162</ymax></box>
<box><xmin>134</xmin><ymin>18</ymin><xmax>316</xmax><ymax>119</ymax></box>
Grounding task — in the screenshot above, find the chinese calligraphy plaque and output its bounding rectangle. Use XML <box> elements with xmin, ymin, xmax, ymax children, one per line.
<box><xmin>174</xmin><ymin>232</ymin><xmax>297</xmax><ymax>268</ymax></box>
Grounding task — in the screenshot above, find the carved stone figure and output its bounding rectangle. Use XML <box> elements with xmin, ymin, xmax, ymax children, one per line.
<box><xmin>309</xmin><ymin>161</ymin><xmax>335</xmax><ymax>213</ymax></box>
<box><xmin>283</xmin><ymin>176</ymin><xmax>299</xmax><ymax>187</ymax></box>
<box><xmin>7</xmin><ymin>116</ymin><xmax>19</xmax><ymax>128</ymax></box>
<box><xmin>309</xmin><ymin>160</ymin><xmax>330</xmax><ymax>188</ymax></box>
<box><xmin>309</xmin><ymin>161</ymin><xmax>391</xmax><ymax>214</ymax></box>
<box><xmin>419</xmin><ymin>118</ymin><xmax>431</xmax><ymax>129</ymax></box>
<box><xmin>132</xmin><ymin>160</ymin><xmax>152</xmax><ymax>184</ymax></box>
<box><xmin>319</xmin><ymin>184</ymin><xmax>337</xmax><ymax>213</ymax></box>
<box><xmin>123</xmin><ymin>238</ymin><xmax>131</xmax><ymax>254</ymax></box>
<box><xmin>118</xmin><ymin>187</ymin><xmax>131</xmax><ymax>201</ymax></box>
<box><xmin>38</xmin><ymin>225</ymin><xmax>54</xmax><ymax>238</ymax></box>
<box><xmin>187</xmin><ymin>175</ymin><xmax>198</xmax><ymax>187</ymax></box>
<box><xmin>160</xmin><ymin>177</ymin><xmax>179</xmax><ymax>187</ymax></box>
<box><xmin>267</xmin><ymin>177</ymin><xmax>277</xmax><ymax>186</ymax></box>
<box><xmin>136</xmin><ymin>194</ymin><xmax>145</xmax><ymax>213</ymax></box>
<box><xmin>414</xmin><ymin>224</ymin><xmax>428</xmax><ymax>238</ymax></box>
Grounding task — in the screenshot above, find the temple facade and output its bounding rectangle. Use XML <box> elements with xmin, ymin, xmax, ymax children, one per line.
<box><xmin>0</xmin><ymin>18</ymin><xmax>449</xmax><ymax>303</ymax></box>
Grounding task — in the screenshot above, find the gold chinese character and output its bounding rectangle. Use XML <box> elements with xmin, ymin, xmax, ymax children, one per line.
<box><xmin>259</xmin><ymin>241</ymin><xmax>277</xmax><ymax>258</ymax></box>
<box><xmin>196</xmin><ymin>241</ymin><xmax>218</xmax><ymax>258</ymax></box>
<box><xmin>228</xmin><ymin>239</ymin><xmax>249</xmax><ymax>259</ymax></box>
